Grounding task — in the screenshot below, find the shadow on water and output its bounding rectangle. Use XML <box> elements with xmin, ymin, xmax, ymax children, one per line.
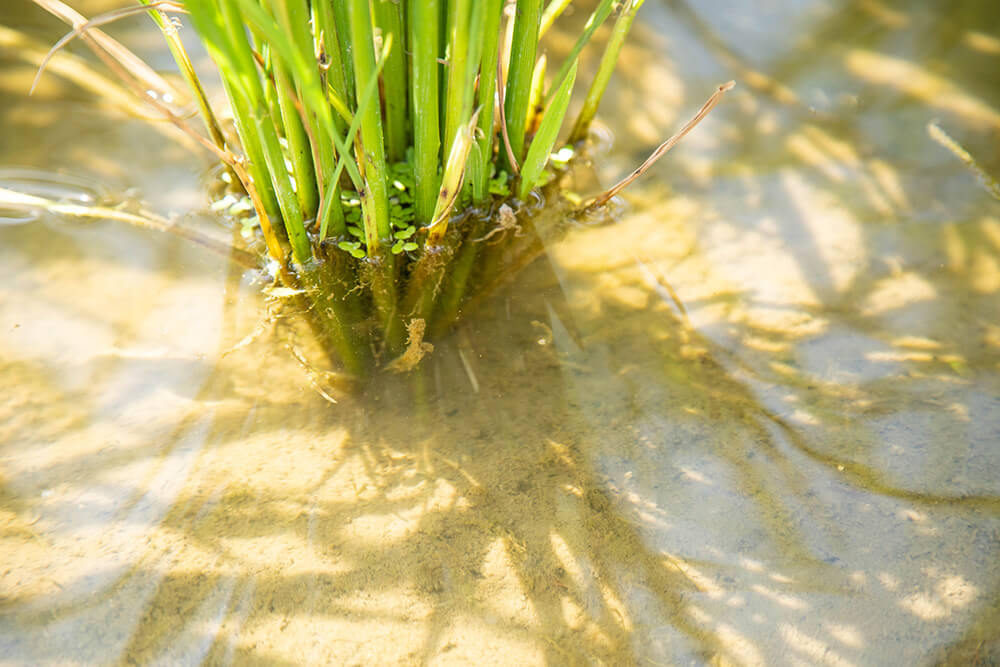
<box><xmin>1</xmin><ymin>0</ymin><xmax>1000</xmax><ymax>664</ymax></box>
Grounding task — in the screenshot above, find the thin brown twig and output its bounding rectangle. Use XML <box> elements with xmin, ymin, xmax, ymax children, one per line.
<box><xmin>31</xmin><ymin>1</ymin><xmax>186</xmax><ymax>95</ymax></box>
<box><xmin>30</xmin><ymin>1</ymin><xmax>229</xmax><ymax>166</ymax></box>
<box><xmin>29</xmin><ymin>0</ymin><xmax>178</xmax><ymax>98</ymax></box>
<box><xmin>586</xmin><ymin>80</ymin><xmax>735</xmax><ymax>209</ymax></box>
<box><xmin>100</xmin><ymin>43</ymin><xmax>237</xmax><ymax>165</ymax></box>
<box><xmin>927</xmin><ymin>120</ymin><xmax>1000</xmax><ymax>201</ymax></box>
<box><xmin>31</xmin><ymin>2</ymin><xmax>293</xmax><ymax>270</ymax></box>
<box><xmin>0</xmin><ymin>187</ymin><xmax>259</xmax><ymax>268</ymax></box>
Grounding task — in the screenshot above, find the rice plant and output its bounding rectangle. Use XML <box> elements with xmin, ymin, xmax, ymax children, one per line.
<box><xmin>26</xmin><ymin>0</ymin><xmax>731</xmax><ymax>379</ymax></box>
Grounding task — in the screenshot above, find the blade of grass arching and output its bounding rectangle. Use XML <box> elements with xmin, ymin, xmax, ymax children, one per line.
<box><xmin>502</xmin><ymin>0</ymin><xmax>542</xmax><ymax>167</ymax></box>
<box><xmin>408</xmin><ymin>0</ymin><xmax>440</xmax><ymax>225</ymax></box>
<box><xmin>585</xmin><ymin>80</ymin><xmax>735</xmax><ymax>209</ymax></box>
<box><xmin>519</xmin><ymin>60</ymin><xmax>576</xmax><ymax>199</ymax></box>
<box><xmin>32</xmin><ymin>1</ymin><xmax>183</xmax><ymax>93</ymax></box>
<box><xmin>539</xmin><ymin>0</ymin><xmax>572</xmax><ymax>38</ymax></box>
<box><xmin>373</xmin><ymin>0</ymin><xmax>408</xmax><ymax>162</ymax></box>
<box><xmin>467</xmin><ymin>0</ymin><xmax>504</xmax><ymax>202</ymax></box>
<box><xmin>346</xmin><ymin>0</ymin><xmax>391</xmax><ymax>251</ymax></box>
<box><xmin>0</xmin><ymin>25</ymin><xmax>145</xmax><ymax>115</ymax></box>
<box><xmin>0</xmin><ymin>187</ymin><xmax>258</xmax><ymax>268</ymax></box>
<box><xmin>545</xmin><ymin>0</ymin><xmax>614</xmax><ymax>103</ymax></box>
<box><xmin>569</xmin><ymin>0</ymin><xmax>645</xmax><ymax>144</ymax></box>
<box><xmin>27</xmin><ymin>2</ymin><xmax>235</xmax><ymax>163</ymax></box>
<box><xmin>30</xmin><ymin>0</ymin><xmax>178</xmax><ymax>100</ymax></box>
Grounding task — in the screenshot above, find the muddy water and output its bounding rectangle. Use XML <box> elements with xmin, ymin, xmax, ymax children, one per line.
<box><xmin>2</xmin><ymin>0</ymin><xmax>999</xmax><ymax>665</ymax></box>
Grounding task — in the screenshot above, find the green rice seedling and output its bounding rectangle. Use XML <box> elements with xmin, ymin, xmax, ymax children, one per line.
<box><xmin>28</xmin><ymin>0</ymin><xmax>732</xmax><ymax>381</ymax></box>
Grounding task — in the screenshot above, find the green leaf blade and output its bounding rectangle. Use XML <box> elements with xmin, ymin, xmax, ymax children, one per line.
<box><xmin>519</xmin><ymin>60</ymin><xmax>577</xmax><ymax>199</ymax></box>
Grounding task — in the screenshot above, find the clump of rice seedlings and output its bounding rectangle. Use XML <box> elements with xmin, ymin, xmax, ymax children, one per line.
<box><xmin>29</xmin><ymin>0</ymin><xmax>732</xmax><ymax>379</ymax></box>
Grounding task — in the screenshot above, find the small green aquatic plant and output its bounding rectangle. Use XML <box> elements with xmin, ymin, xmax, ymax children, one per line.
<box><xmin>23</xmin><ymin>0</ymin><xmax>731</xmax><ymax>380</ymax></box>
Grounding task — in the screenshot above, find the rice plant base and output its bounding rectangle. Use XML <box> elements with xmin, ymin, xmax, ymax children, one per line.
<box><xmin>26</xmin><ymin>0</ymin><xmax>715</xmax><ymax>383</ymax></box>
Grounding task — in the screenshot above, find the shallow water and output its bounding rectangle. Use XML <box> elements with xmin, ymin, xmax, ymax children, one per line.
<box><xmin>1</xmin><ymin>0</ymin><xmax>999</xmax><ymax>665</ymax></box>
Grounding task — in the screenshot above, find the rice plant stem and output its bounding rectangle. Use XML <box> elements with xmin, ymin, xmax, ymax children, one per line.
<box><xmin>496</xmin><ymin>29</ymin><xmax>519</xmax><ymax>175</ymax></box>
<box><xmin>347</xmin><ymin>0</ymin><xmax>391</xmax><ymax>249</ymax></box>
<box><xmin>408</xmin><ymin>0</ymin><xmax>441</xmax><ymax>224</ymax></box>
<box><xmin>373</xmin><ymin>0</ymin><xmax>408</xmax><ymax>162</ymax></box>
<box><xmin>221</xmin><ymin>77</ymin><xmax>287</xmax><ymax>239</ymax></box>
<box><xmin>442</xmin><ymin>0</ymin><xmax>473</xmax><ymax>168</ymax></box>
<box><xmin>319</xmin><ymin>37</ymin><xmax>393</xmax><ymax>240</ymax></box>
<box><xmin>312</xmin><ymin>1</ymin><xmax>352</xmax><ymax>128</ymax></box>
<box><xmin>450</xmin><ymin>0</ymin><xmax>488</xmax><ymax>202</ymax></box>
<box><xmin>229</xmin><ymin>0</ymin><xmax>364</xmax><ymax>195</ymax></box>
<box><xmin>431</xmin><ymin>215</ymin><xmax>486</xmax><ymax>336</ymax></box>
<box><xmin>502</xmin><ymin>0</ymin><xmax>542</xmax><ymax>166</ymax></box>
<box><xmin>210</xmin><ymin>0</ymin><xmax>310</xmax><ymax>263</ymax></box>
<box><xmin>274</xmin><ymin>60</ymin><xmax>320</xmax><ymax>219</ymax></box>
<box><xmin>468</xmin><ymin>0</ymin><xmax>504</xmax><ymax>201</ymax></box>
<box><xmin>330</xmin><ymin>1</ymin><xmax>356</xmax><ymax>103</ymax></box>
<box><xmin>311</xmin><ymin>1</ymin><xmax>350</xmax><ymax>238</ymax></box>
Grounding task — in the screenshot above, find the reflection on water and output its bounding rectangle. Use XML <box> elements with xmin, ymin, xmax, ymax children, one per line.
<box><xmin>2</xmin><ymin>0</ymin><xmax>999</xmax><ymax>664</ymax></box>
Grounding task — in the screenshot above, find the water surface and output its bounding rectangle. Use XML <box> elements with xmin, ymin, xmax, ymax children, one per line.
<box><xmin>1</xmin><ymin>0</ymin><xmax>998</xmax><ymax>664</ymax></box>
